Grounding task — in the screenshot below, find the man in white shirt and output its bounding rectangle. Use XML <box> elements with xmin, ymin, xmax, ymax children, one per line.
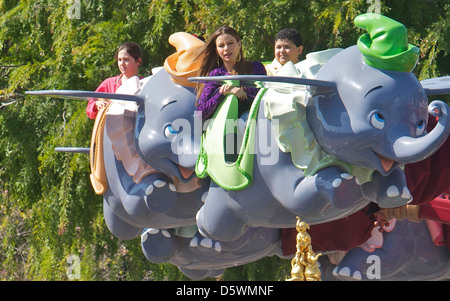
<box><xmin>265</xmin><ymin>28</ymin><xmax>303</xmax><ymax>76</ymax></box>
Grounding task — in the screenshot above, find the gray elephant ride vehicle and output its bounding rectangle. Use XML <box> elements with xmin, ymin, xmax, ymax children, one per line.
<box><xmin>27</xmin><ymin>13</ymin><xmax>450</xmax><ymax>280</ymax></box>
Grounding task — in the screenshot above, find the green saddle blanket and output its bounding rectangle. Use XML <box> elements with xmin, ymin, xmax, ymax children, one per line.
<box><xmin>195</xmin><ymin>89</ymin><xmax>267</xmax><ymax>190</ymax></box>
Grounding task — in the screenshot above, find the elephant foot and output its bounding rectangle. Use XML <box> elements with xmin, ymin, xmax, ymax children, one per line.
<box><xmin>141</xmin><ymin>228</ymin><xmax>176</xmax><ymax>263</ymax></box>
<box><xmin>315</xmin><ymin>167</ymin><xmax>365</xmax><ymax>210</ymax></box>
<box><xmin>189</xmin><ymin>232</ymin><xmax>222</xmax><ymax>253</ymax></box>
<box><xmin>196</xmin><ymin>190</ymin><xmax>248</xmax><ymax>242</ymax></box>
<box><xmin>332</xmin><ymin>266</ymin><xmax>363</xmax><ymax>281</ymax></box>
<box><xmin>377</xmin><ymin>185</ymin><xmax>412</xmax><ymax>208</ymax></box>
<box><xmin>143</xmin><ymin>176</ymin><xmax>178</xmax><ymax>213</ymax></box>
<box><xmin>103</xmin><ymin>198</ymin><xmax>143</xmax><ymax>240</ymax></box>
<box><xmin>178</xmin><ymin>267</ymin><xmax>225</xmax><ymax>280</ymax></box>
<box><xmin>362</xmin><ymin>169</ymin><xmax>412</xmax><ymax>208</ymax></box>
<box><xmin>331</xmin><ymin>218</ymin><xmax>397</xmax><ymax>280</ymax></box>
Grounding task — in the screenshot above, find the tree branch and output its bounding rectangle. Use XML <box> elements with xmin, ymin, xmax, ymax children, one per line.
<box><xmin>0</xmin><ymin>100</ymin><xmax>18</xmax><ymax>109</ymax></box>
<box><xmin>0</xmin><ymin>92</ymin><xmax>24</xmax><ymax>104</ymax></box>
<box><xmin>0</xmin><ymin>64</ymin><xmax>25</xmax><ymax>69</ymax></box>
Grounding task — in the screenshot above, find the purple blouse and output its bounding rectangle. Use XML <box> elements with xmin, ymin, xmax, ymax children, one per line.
<box><xmin>196</xmin><ymin>61</ymin><xmax>267</xmax><ymax>120</ymax></box>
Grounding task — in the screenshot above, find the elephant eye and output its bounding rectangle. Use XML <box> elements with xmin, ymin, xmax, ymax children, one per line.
<box><xmin>164</xmin><ymin>124</ymin><xmax>180</xmax><ymax>140</ymax></box>
<box><xmin>416</xmin><ymin>120</ymin><xmax>425</xmax><ymax>136</ymax></box>
<box><xmin>370</xmin><ymin>112</ymin><xmax>385</xmax><ymax>129</ymax></box>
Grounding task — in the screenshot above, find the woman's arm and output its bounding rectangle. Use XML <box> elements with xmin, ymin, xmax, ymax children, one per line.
<box><xmin>196</xmin><ymin>68</ymin><xmax>227</xmax><ymax>120</ymax></box>
<box><xmin>244</xmin><ymin>61</ymin><xmax>267</xmax><ymax>101</ymax></box>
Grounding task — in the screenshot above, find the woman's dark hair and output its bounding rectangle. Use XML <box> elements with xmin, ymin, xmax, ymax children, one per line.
<box><xmin>199</xmin><ymin>26</ymin><xmax>254</xmax><ymax>76</ymax></box>
<box><xmin>115</xmin><ymin>42</ymin><xmax>142</xmax><ymax>62</ymax></box>
<box><xmin>196</xmin><ymin>26</ymin><xmax>252</xmax><ymax>97</ymax></box>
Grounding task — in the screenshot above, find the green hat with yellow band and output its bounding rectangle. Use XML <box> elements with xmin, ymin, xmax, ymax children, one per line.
<box><xmin>355</xmin><ymin>13</ymin><xmax>420</xmax><ymax>73</ymax></box>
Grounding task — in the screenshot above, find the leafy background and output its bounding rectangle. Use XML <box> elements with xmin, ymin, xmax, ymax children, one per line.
<box><xmin>0</xmin><ymin>0</ymin><xmax>449</xmax><ymax>280</ymax></box>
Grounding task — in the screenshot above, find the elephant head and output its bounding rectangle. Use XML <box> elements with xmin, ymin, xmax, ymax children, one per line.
<box><xmin>135</xmin><ymin>70</ymin><xmax>202</xmax><ymax>191</ymax></box>
<box><xmin>306</xmin><ymin>45</ymin><xmax>449</xmax><ymax>176</ymax></box>
<box><xmin>305</xmin><ymin>14</ymin><xmax>450</xmax><ymax>176</ymax></box>
<box><xmin>136</xmin><ymin>33</ymin><xmax>205</xmax><ymax>192</ymax></box>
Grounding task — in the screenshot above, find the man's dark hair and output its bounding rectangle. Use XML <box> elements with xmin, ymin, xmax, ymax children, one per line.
<box><xmin>275</xmin><ymin>28</ymin><xmax>303</xmax><ymax>47</ymax></box>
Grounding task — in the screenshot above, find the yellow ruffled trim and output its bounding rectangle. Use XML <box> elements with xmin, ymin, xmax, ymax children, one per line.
<box><xmin>265</xmin><ymin>90</ymin><xmax>344</xmax><ymax>176</ymax></box>
<box><xmin>263</xmin><ymin>52</ymin><xmax>375</xmax><ymax>183</ymax></box>
<box><xmin>264</xmin><ymin>85</ymin><xmax>373</xmax><ymax>183</ymax></box>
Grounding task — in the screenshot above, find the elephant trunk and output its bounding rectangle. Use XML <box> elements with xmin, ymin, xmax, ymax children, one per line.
<box><xmin>393</xmin><ymin>100</ymin><xmax>449</xmax><ymax>163</ymax></box>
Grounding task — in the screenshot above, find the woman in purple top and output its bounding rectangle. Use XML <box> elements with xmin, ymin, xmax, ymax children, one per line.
<box><xmin>196</xmin><ymin>26</ymin><xmax>267</xmax><ymax>120</ymax></box>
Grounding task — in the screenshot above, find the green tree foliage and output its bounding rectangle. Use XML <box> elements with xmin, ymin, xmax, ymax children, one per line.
<box><xmin>1</xmin><ymin>0</ymin><xmax>449</xmax><ymax>280</ymax></box>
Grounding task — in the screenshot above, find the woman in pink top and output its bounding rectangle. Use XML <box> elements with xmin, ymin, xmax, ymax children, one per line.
<box><xmin>86</xmin><ymin>42</ymin><xmax>143</xmax><ymax>119</ymax></box>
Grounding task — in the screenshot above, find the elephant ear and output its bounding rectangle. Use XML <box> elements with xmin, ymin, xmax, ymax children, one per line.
<box><xmin>25</xmin><ymin>90</ymin><xmax>144</xmax><ymax>104</ymax></box>
<box><xmin>164</xmin><ymin>32</ymin><xmax>205</xmax><ymax>87</ymax></box>
<box><xmin>420</xmin><ymin>76</ymin><xmax>450</xmax><ymax>96</ymax></box>
<box><xmin>188</xmin><ymin>75</ymin><xmax>337</xmax><ymax>95</ymax></box>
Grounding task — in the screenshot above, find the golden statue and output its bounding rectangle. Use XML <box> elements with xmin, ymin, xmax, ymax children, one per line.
<box><xmin>286</xmin><ymin>217</ymin><xmax>322</xmax><ymax>281</ymax></box>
